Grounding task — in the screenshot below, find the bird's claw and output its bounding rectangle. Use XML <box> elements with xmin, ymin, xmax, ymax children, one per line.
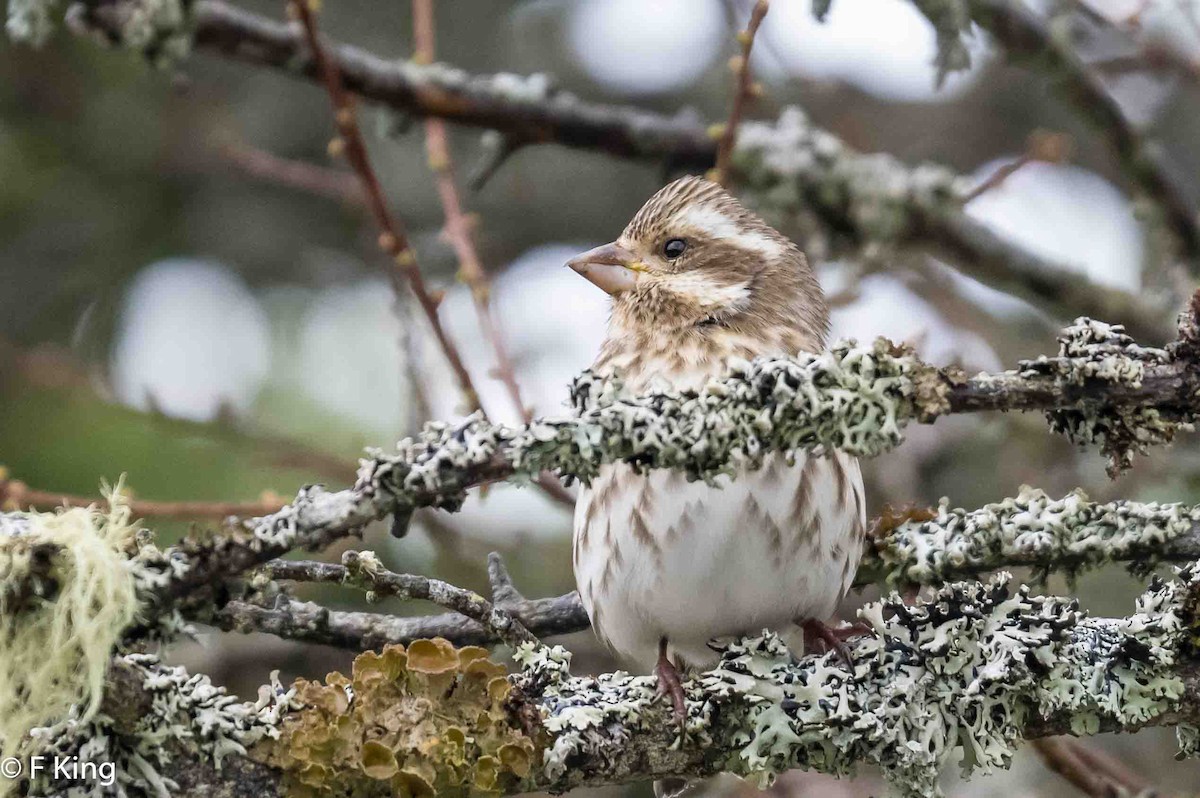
<box><xmin>655</xmin><ymin>644</ymin><xmax>688</xmax><ymax>727</ymax></box>
<box><xmin>802</xmin><ymin>618</ymin><xmax>867</xmax><ymax>668</ymax></box>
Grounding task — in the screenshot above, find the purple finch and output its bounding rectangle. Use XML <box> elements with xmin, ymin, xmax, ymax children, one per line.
<box><xmin>567</xmin><ymin>176</ymin><xmax>866</xmax><ymax>723</ymax></box>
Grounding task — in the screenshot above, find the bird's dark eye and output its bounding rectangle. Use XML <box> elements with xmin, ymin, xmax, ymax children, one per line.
<box><xmin>662</xmin><ymin>238</ymin><xmax>687</xmax><ymax>259</ymax></box>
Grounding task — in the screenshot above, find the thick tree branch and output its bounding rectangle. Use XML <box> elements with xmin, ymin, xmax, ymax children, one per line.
<box><xmin>69</xmin><ymin>0</ymin><xmax>1176</xmax><ymax>342</ymax></box>
<box><xmin>150</xmin><ymin>319</ymin><xmax>1199</xmax><ymax>609</ymax></box>
<box><xmin>197</xmin><ymin>488</ymin><xmax>1200</xmax><ymax>650</ymax></box>
<box><xmin>32</xmin><ymin>572</ymin><xmax>1200</xmax><ymax>797</ymax></box>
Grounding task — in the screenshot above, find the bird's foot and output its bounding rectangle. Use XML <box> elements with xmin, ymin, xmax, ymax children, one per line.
<box><xmin>801</xmin><ymin>618</ymin><xmax>867</xmax><ymax>667</ymax></box>
<box><xmin>655</xmin><ymin>639</ymin><xmax>687</xmax><ymax>727</ymax></box>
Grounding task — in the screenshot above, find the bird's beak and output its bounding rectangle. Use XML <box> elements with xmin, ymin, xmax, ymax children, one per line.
<box><xmin>566</xmin><ymin>242</ymin><xmax>646</xmax><ymax>295</ymax></box>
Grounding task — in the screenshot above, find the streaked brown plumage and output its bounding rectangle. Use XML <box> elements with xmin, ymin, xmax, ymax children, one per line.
<box><xmin>567</xmin><ymin>176</ymin><xmax>865</xmax><ymax>723</ymax></box>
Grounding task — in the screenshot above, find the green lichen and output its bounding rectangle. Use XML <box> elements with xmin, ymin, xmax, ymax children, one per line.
<box><xmin>257</xmin><ymin>639</ymin><xmax>537</xmax><ymax>798</ymax></box>
<box><xmin>24</xmin><ymin>652</ymin><xmax>296</xmax><ymax>798</ymax></box>
<box><xmin>522</xmin><ymin>571</ymin><xmax>1196</xmax><ymax>798</ymax></box>
<box><xmin>361</xmin><ymin>337</ymin><xmax>926</xmax><ymax>517</ymax></box>
<box><xmin>869</xmin><ymin>485</ymin><xmax>1200</xmax><ymax>588</ymax></box>
<box><xmin>732</xmin><ymin>107</ymin><xmax>968</xmax><ymax>260</ymax></box>
<box><xmin>1020</xmin><ymin>318</ymin><xmax>1189</xmax><ymax>476</ymax></box>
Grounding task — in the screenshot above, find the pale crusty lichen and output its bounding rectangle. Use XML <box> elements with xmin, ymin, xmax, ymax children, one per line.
<box><xmin>732</xmin><ymin>107</ymin><xmax>969</xmax><ymax>260</ymax></box>
<box><xmin>24</xmin><ymin>652</ymin><xmax>297</xmax><ymax>798</ymax></box>
<box><xmin>5</xmin><ymin>0</ymin><xmax>58</xmax><ymax>45</ymax></box>
<box><xmin>1019</xmin><ymin>318</ymin><xmax>1190</xmax><ymax>475</ymax></box>
<box><xmin>362</xmin><ymin>338</ymin><xmax>927</xmax><ymax>513</ymax></box>
<box><xmin>256</xmin><ymin>639</ymin><xmax>536</xmax><ymax>798</ymax></box>
<box><xmin>513</xmin><ymin>644</ymin><xmax>660</xmax><ymax>786</ymax></box>
<box><xmin>235</xmin><ymin>324</ymin><xmax>1191</xmax><ymax>562</ymax></box>
<box><xmin>8</xmin><ymin>0</ymin><xmax>189</xmax><ymax>62</ymax></box>
<box><xmin>520</xmin><ymin>572</ymin><xmax>1197</xmax><ymax>798</ymax></box>
<box><xmin>870</xmin><ymin>485</ymin><xmax>1200</xmax><ymax>587</ymax></box>
<box><xmin>242</xmin><ymin>482</ymin><xmax>376</xmax><ymax>554</ymax></box>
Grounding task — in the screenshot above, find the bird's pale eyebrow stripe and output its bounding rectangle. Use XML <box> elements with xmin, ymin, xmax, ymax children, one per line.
<box><xmin>675</xmin><ymin>205</ymin><xmax>787</xmax><ymax>259</ymax></box>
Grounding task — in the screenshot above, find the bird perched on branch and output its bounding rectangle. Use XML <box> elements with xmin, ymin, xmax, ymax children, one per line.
<box><xmin>567</xmin><ymin>176</ymin><xmax>866</xmax><ymax>723</ymax></box>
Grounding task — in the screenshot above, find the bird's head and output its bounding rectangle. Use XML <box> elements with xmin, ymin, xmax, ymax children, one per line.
<box><xmin>567</xmin><ymin>176</ymin><xmax>828</xmax><ymax>364</ymax></box>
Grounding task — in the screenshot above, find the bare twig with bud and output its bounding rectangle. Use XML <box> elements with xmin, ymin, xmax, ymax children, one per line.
<box><xmin>409</xmin><ymin>0</ymin><xmax>571</xmax><ymax>505</ymax></box>
<box><xmin>289</xmin><ymin>0</ymin><xmax>483</xmax><ymax>414</ymax></box>
<box><xmin>711</xmin><ymin>0</ymin><xmax>768</xmax><ymax>186</ymax></box>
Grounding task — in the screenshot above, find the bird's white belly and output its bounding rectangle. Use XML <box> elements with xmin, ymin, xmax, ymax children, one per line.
<box><xmin>573</xmin><ymin>451</ymin><xmax>865</xmax><ymax>669</ymax></box>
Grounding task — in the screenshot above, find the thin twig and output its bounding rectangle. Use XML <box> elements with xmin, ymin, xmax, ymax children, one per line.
<box><xmin>217</xmin><ymin>137</ymin><xmax>363</xmax><ymax>206</ymax></box>
<box><xmin>1032</xmin><ymin>738</ymin><xmax>1113</xmax><ymax>797</ymax></box>
<box><xmin>409</xmin><ymin>0</ymin><xmax>524</xmax><ymax>422</ymax></box>
<box><xmin>486</xmin><ymin>551</ymin><xmax>526</xmax><ymax>609</ymax></box>
<box><xmin>260</xmin><ymin>552</ymin><xmax>537</xmax><ymax>648</ymax></box>
<box><xmin>1066</xmin><ymin>737</ymin><xmax>1153</xmax><ymax>795</ymax></box>
<box><xmin>409</xmin><ymin>0</ymin><xmax>572</xmax><ymax>507</ymax></box>
<box><xmin>289</xmin><ymin>0</ymin><xmax>483</xmax><ymax>414</ymax></box>
<box><xmin>0</xmin><ymin>477</ymin><xmax>288</xmax><ymax>520</ymax></box>
<box><xmin>962</xmin><ymin>155</ymin><xmax>1034</xmax><ymax>204</ymax></box>
<box><xmin>963</xmin><ymin>130</ymin><xmax>1073</xmax><ymax>204</ymax></box>
<box><xmin>712</xmin><ymin>0</ymin><xmax>769</xmax><ymax>186</ymax></box>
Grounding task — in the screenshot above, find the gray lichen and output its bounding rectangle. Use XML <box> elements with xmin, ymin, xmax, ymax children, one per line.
<box><xmin>519</xmin><ymin>571</ymin><xmax>1197</xmax><ymax>798</ymax></box>
<box><xmin>361</xmin><ymin>338</ymin><xmax>927</xmax><ymax>514</ymax></box>
<box><xmin>23</xmin><ymin>652</ymin><xmax>296</xmax><ymax>798</ymax></box>
<box><xmin>6</xmin><ymin>0</ymin><xmax>191</xmax><ymax>64</ymax></box>
<box><xmin>871</xmin><ymin>485</ymin><xmax>1200</xmax><ymax>587</ymax></box>
<box><xmin>1019</xmin><ymin>318</ymin><xmax>1190</xmax><ymax>475</ymax></box>
<box><xmin>733</xmin><ymin>107</ymin><xmax>969</xmax><ymax>260</ymax></box>
<box><xmin>5</xmin><ymin>0</ymin><xmax>59</xmax><ymax>45</ymax></box>
<box><xmin>223</xmin><ymin>323</ymin><xmax>1193</xmax><ymax>567</ymax></box>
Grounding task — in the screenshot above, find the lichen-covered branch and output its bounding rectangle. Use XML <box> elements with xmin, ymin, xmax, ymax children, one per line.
<box><xmin>8</xmin><ymin>323</ymin><xmax>1200</xmax><ymax>795</ymax></box>
<box><xmin>199</xmin><ymin>487</ymin><xmax>1200</xmax><ymax>651</ymax></box>
<box><xmin>26</xmin><ymin>571</ymin><xmax>1200</xmax><ymax>797</ymax></box>
<box><xmin>517</xmin><ymin>571</ymin><xmax>1200</xmax><ymax>797</ymax></box>
<box><xmin>54</xmin><ymin>0</ymin><xmax>1176</xmax><ymax>341</ymax></box>
<box><xmin>205</xmin><ymin>593</ymin><xmax>585</xmax><ymax>650</ymax></box>
<box><xmin>152</xmin><ymin>319</ymin><xmax>1199</xmax><ymax>607</ymax></box>
<box><xmin>258</xmin><ymin>551</ymin><xmax>536</xmax><ymax>648</ymax></box>
<box><xmin>728</xmin><ymin>109</ymin><xmax>1175</xmax><ymax>341</ymax></box>
<box><xmin>864</xmin><ymin>485</ymin><xmax>1200</xmax><ymax>586</ymax></box>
